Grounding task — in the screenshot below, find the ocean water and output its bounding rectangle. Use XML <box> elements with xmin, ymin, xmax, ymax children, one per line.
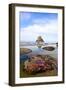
<box><xmin>20</xmin><ymin>44</ymin><xmax>58</xmax><ymax>62</ymax></box>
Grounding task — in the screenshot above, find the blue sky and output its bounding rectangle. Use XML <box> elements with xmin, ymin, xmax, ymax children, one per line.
<box><xmin>19</xmin><ymin>12</ymin><xmax>58</xmax><ymax>43</ymax></box>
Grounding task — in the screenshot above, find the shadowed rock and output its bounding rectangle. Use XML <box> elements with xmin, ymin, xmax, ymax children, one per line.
<box><xmin>42</xmin><ymin>46</ymin><xmax>55</xmax><ymax>51</ymax></box>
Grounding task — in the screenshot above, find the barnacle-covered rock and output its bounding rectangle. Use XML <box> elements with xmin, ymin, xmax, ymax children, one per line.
<box><xmin>24</xmin><ymin>55</ymin><xmax>57</xmax><ymax>74</ymax></box>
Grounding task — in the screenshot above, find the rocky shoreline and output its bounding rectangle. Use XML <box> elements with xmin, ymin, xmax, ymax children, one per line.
<box><xmin>23</xmin><ymin>55</ymin><xmax>57</xmax><ymax>75</ymax></box>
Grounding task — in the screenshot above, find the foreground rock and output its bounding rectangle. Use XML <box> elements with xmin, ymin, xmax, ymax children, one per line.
<box><xmin>23</xmin><ymin>55</ymin><xmax>57</xmax><ymax>74</ymax></box>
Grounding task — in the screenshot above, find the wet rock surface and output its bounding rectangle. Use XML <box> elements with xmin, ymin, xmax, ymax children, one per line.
<box><xmin>42</xmin><ymin>46</ymin><xmax>55</xmax><ymax>51</ymax></box>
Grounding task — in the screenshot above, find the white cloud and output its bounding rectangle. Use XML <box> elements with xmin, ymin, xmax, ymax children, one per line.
<box><xmin>20</xmin><ymin>19</ymin><xmax>58</xmax><ymax>43</ymax></box>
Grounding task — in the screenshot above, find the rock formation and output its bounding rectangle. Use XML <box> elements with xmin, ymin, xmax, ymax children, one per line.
<box><xmin>36</xmin><ymin>36</ymin><xmax>44</xmax><ymax>48</ymax></box>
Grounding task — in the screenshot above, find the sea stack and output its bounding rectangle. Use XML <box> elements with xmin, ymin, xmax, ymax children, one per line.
<box><xmin>36</xmin><ymin>36</ymin><xmax>44</xmax><ymax>48</ymax></box>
